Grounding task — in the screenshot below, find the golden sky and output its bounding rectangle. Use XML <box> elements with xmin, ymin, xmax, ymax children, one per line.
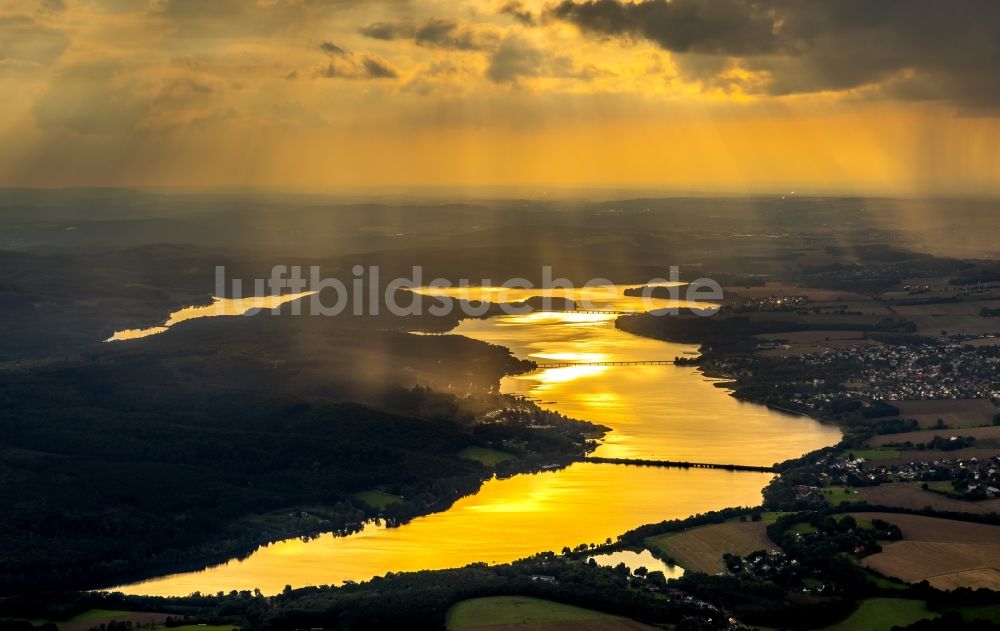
<box><xmin>1</xmin><ymin>0</ymin><xmax>998</xmax><ymax>194</ymax></box>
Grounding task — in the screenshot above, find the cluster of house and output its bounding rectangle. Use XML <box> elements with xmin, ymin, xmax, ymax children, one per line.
<box><xmin>724</xmin><ymin>549</ymin><xmax>792</xmax><ymax>580</ymax></box>
<box><xmin>783</xmin><ymin>342</ymin><xmax>1000</xmax><ymax>406</ymax></box>
<box><xmin>804</xmin><ymin>454</ymin><xmax>1000</xmax><ymax>500</ymax></box>
<box><xmin>728</xmin><ymin>294</ymin><xmax>808</xmax><ymax>312</ymax></box>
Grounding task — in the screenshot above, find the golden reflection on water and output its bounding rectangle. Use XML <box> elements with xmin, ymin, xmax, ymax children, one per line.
<box><xmin>106</xmin><ymin>291</ymin><xmax>316</xmax><ymax>341</ymax></box>
<box><xmin>117</xmin><ymin>465</ymin><xmax>767</xmax><ymax>596</ymax></box>
<box><xmin>587</xmin><ymin>549</ymin><xmax>684</xmax><ymax>580</ymax></box>
<box><xmin>452</xmin><ymin>309</ymin><xmax>841</xmax><ymax>465</ymax></box>
<box><xmin>409</xmin><ymin>283</ymin><xmax>716</xmax><ymax>315</ymax></box>
<box><xmin>113</xmin><ymin>285</ymin><xmax>839</xmax><ymax>596</ymax></box>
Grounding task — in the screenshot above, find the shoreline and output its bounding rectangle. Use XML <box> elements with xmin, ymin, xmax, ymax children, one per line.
<box><xmin>101</xmin><ymin>307</ymin><xmax>804</xmax><ymax>596</ymax></box>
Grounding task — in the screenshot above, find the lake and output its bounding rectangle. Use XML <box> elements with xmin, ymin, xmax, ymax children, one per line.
<box><xmin>112</xmin><ymin>285</ymin><xmax>840</xmax><ymax>595</ymax></box>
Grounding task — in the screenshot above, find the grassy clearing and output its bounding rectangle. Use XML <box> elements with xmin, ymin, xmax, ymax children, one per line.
<box><xmin>164</xmin><ymin>626</ymin><xmax>236</xmax><ymax>631</ymax></box>
<box><xmin>788</xmin><ymin>522</ymin><xmax>818</xmax><ymax>535</ymax></box>
<box><xmin>822</xmin><ymin>486</ymin><xmax>861</xmax><ymax>506</ymax></box>
<box><xmin>848</xmin><ymin>449</ymin><xmax>901</xmax><ymax>461</ymax></box>
<box><xmin>864</xmin><ymin>571</ymin><xmax>908</xmax><ymax>591</ymax></box>
<box><xmin>824</xmin><ymin>598</ymin><xmax>937</xmax><ymax>631</ymax></box>
<box><xmin>646</xmin><ymin>520</ymin><xmax>775</xmax><ymax>574</ymax></box>
<box><xmin>924</xmin><ymin>481</ymin><xmax>964</xmax><ymax>498</ymax></box>
<box><xmin>944</xmin><ymin>604</ymin><xmax>1000</xmax><ymax>623</ymax></box>
<box><xmin>754</xmin><ymin>511</ymin><xmax>786</xmax><ymax>522</ymax></box>
<box><xmin>352</xmin><ymin>489</ymin><xmax>402</xmax><ymax>510</ymax></box>
<box><xmin>446</xmin><ymin>596</ymin><xmax>617</xmax><ymax>629</ymax></box>
<box><xmin>458</xmin><ymin>446</ymin><xmax>515</xmax><ymax>466</ymax></box>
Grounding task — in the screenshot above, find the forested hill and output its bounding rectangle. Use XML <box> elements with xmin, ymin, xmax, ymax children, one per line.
<box><xmin>0</xmin><ymin>313</ymin><xmax>600</xmax><ymax>593</ymax></box>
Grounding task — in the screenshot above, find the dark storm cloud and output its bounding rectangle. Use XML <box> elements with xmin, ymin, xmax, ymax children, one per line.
<box><xmin>316</xmin><ymin>39</ymin><xmax>397</xmax><ymax>80</ymax></box>
<box><xmin>318</xmin><ymin>41</ymin><xmax>348</xmax><ymax>56</ymax></box>
<box><xmin>486</xmin><ymin>36</ymin><xmax>543</xmax><ymax>83</ymax></box>
<box><xmin>486</xmin><ymin>36</ymin><xmax>602</xmax><ymax>84</ymax></box>
<box><xmin>318</xmin><ymin>54</ymin><xmax>398</xmax><ymax>80</ymax></box>
<box><xmin>548</xmin><ymin>0</ymin><xmax>782</xmax><ymax>56</ymax></box>
<box><xmin>358</xmin><ymin>21</ymin><xmax>407</xmax><ymax>40</ymax></box>
<box><xmin>548</xmin><ymin>0</ymin><xmax>1000</xmax><ymax>109</ymax></box>
<box><xmin>361</xmin><ymin>56</ymin><xmax>398</xmax><ymax>78</ymax></box>
<box><xmin>146</xmin><ymin>0</ymin><xmax>409</xmax><ymax>37</ymax></box>
<box><xmin>499</xmin><ymin>1</ymin><xmax>535</xmax><ymax>26</ymax></box>
<box><xmin>360</xmin><ymin>18</ymin><xmax>500</xmax><ymax>51</ymax></box>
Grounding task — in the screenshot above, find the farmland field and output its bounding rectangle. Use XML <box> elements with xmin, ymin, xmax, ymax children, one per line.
<box><xmin>824</xmin><ymin>598</ymin><xmax>937</xmax><ymax>631</ymax></box>
<box><xmin>754</xmin><ymin>330</ymin><xmax>879</xmax><ymax>357</ymax></box>
<box><xmin>40</xmin><ymin>610</ymin><xmax>173</xmax><ymax>631</ymax></box>
<box><xmin>894</xmin><ymin>299</ymin><xmax>1000</xmax><ymax>336</ymax></box>
<box><xmin>963</xmin><ymin>337</ymin><xmax>1000</xmax><ymax>347</ymax></box>
<box><xmin>853</xmin><ymin>513</ymin><xmax>1000</xmax><ymax>590</ymax></box>
<box><xmin>875</xmin><ymin>447</ymin><xmax>999</xmax><ymax>465</ymax></box>
<box><xmin>445</xmin><ymin>596</ymin><xmax>656</xmax><ymax>630</ymax></box>
<box><xmin>745</xmin><ymin>312</ymin><xmax>884</xmax><ymax>328</ymax></box>
<box><xmin>856</xmin><ymin>484</ymin><xmax>1000</xmax><ymax>514</ymax></box>
<box><xmin>723</xmin><ymin>283</ymin><xmax>872</xmax><ymax>302</ymax></box>
<box><xmin>645</xmin><ymin>519</ymin><xmax>775</xmax><ymax>574</ymax></box>
<box><xmin>878</xmin><ymin>399</ymin><xmax>999</xmax><ymax>428</ymax></box>
<box><xmin>869</xmin><ymin>425</ymin><xmax>1000</xmax><ymax>447</ymax></box>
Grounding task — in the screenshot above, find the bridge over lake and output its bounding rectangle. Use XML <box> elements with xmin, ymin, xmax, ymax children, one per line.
<box><xmin>582</xmin><ymin>456</ymin><xmax>777</xmax><ymax>473</ymax></box>
<box><xmin>536</xmin><ymin>359</ymin><xmax>677</xmax><ymax>368</ymax></box>
<box><xmin>545</xmin><ymin>309</ymin><xmax>639</xmax><ymax>315</ymax></box>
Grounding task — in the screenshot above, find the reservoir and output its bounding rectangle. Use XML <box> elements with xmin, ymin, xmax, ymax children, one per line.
<box><xmin>113</xmin><ymin>285</ymin><xmax>840</xmax><ymax>596</ymax></box>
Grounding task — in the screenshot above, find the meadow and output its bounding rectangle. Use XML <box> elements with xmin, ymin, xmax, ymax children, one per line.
<box><xmin>823</xmin><ymin>598</ymin><xmax>937</xmax><ymax>631</ymax></box>
<box><xmin>645</xmin><ymin>518</ymin><xmax>776</xmax><ymax>574</ymax></box>
<box><xmin>445</xmin><ymin>596</ymin><xmax>633</xmax><ymax>630</ymax></box>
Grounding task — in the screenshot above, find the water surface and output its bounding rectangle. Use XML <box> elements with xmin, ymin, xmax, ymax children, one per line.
<box><xmin>114</xmin><ymin>285</ymin><xmax>839</xmax><ymax>595</ymax></box>
<box><xmin>106</xmin><ymin>291</ymin><xmax>315</xmax><ymax>341</ymax></box>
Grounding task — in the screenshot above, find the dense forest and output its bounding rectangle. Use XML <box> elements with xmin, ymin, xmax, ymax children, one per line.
<box><xmin>0</xmin><ymin>311</ymin><xmax>601</xmax><ymax>593</ymax></box>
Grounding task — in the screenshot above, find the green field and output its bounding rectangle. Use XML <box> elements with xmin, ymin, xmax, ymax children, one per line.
<box><xmin>446</xmin><ymin>596</ymin><xmax>618</xmax><ymax>629</ymax></box>
<box><xmin>825</xmin><ymin>598</ymin><xmax>937</xmax><ymax>631</ymax></box>
<box><xmin>846</xmin><ymin>449</ymin><xmax>901</xmax><ymax>461</ymax></box>
<box><xmin>864</xmin><ymin>571</ymin><xmax>908</xmax><ymax>591</ymax></box>
<box><xmin>943</xmin><ymin>604</ymin><xmax>1000</xmax><ymax>623</ymax></box>
<box><xmin>352</xmin><ymin>489</ymin><xmax>403</xmax><ymax>510</ymax></box>
<box><xmin>822</xmin><ymin>486</ymin><xmax>861</xmax><ymax>505</ymax></box>
<box><xmin>788</xmin><ymin>522</ymin><xmax>819</xmax><ymax>535</ymax></box>
<box><xmin>164</xmin><ymin>626</ymin><xmax>235</xmax><ymax>631</ymax></box>
<box><xmin>923</xmin><ymin>480</ymin><xmax>964</xmax><ymax>498</ymax></box>
<box><xmin>458</xmin><ymin>446</ymin><xmax>515</xmax><ymax>466</ymax></box>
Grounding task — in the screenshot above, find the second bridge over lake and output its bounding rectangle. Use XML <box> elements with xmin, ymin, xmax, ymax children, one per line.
<box><xmin>535</xmin><ymin>359</ymin><xmax>678</xmax><ymax>368</ymax></box>
<box><xmin>582</xmin><ymin>456</ymin><xmax>777</xmax><ymax>473</ymax></box>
